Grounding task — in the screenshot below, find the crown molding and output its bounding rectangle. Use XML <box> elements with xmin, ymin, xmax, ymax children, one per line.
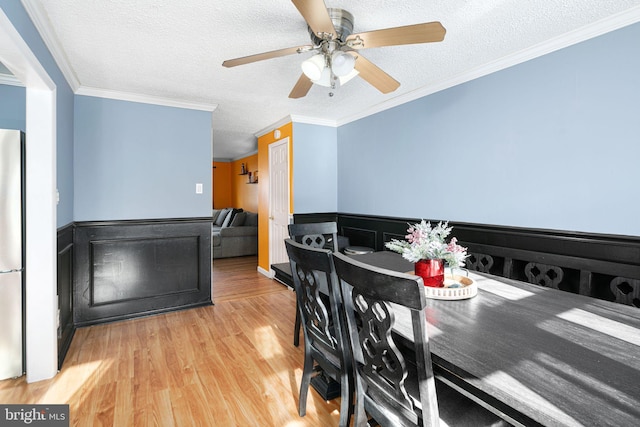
<box><xmin>289</xmin><ymin>114</ymin><xmax>338</xmax><ymax>127</ymax></box>
<box><xmin>254</xmin><ymin>115</ymin><xmax>292</xmax><ymax>138</ymax></box>
<box><xmin>18</xmin><ymin>1</ymin><xmax>640</xmax><ymax>130</ymax></box>
<box><xmin>76</xmin><ymin>86</ymin><xmax>218</xmax><ymax>112</ymax></box>
<box><xmin>212</xmin><ymin>154</ymin><xmax>258</xmax><ymax>162</ymax></box>
<box><xmin>337</xmin><ymin>5</ymin><xmax>640</xmax><ymax>126</ymax></box>
<box><xmin>0</xmin><ymin>8</ymin><xmax>54</xmax><ymax>90</ymax></box>
<box><xmin>0</xmin><ymin>73</ymin><xmax>23</xmax><ymax>87</ymax></box>
<box><xmin>254</xmin><ymin>114</ymin><xmax>338</xmax><ymax>138</ymax></box>
<box><xmin>21</xmin><ymin>0</ymin><xmax>80</xmax><ymax>91</ymax></box>
<box><xmin>20</xmin><ymin>0</ymin><xmax>218</xmax><ymax>113</ymax></box>
<box><xmin>232</xmin><ymin>150</ymin><xmax>258</xmax><ymax>161</ymax></box>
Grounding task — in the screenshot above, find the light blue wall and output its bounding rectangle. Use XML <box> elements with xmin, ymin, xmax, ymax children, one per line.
<box><xmin>56</xmin><ymin>87</ymin><xmax>75</xmax><ymax>226</ymax></box>
<box><xmin>0</xmin><ymin>84</ymin><xmax>25</xmax><ymax>130</ymax></box>
<box><xmin>293</xmin><ymin>123</ymin><xmax>338</xmax><ymax>213</ymax></box>
<box><xmin>338</xmin><ymin>22</ymin><xmax>640</xmax><ymax>236</ymax></box>
<box><xmin>0</xmin><ymin>1</ymin><xmax>75</xmax><ymax>227</ymax></box>
<box><xmin>74</xmin><ymin>95</ymin><xmax>212</xmax><ymax>221</ymax></box>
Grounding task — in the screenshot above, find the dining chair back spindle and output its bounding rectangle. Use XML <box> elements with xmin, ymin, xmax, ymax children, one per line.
<box><xmin>609</xmin><ymin>276</ymin><xmax>640</xmax><ymax>307</ymax></box>
<box><xmin>288</xmin><ymin>222</ymin><xmax>340</xmax><ymax>347</ymax></box>
<box><xmin>524</xmin><ymin>262</ymin><xmax>564</xmax><ymax>290</ymax></box>
<box><xmin>332</xmin><ymin>252</ymin><xmax>509</xmax><ymax>427</ymax></box>
<box><xmin>285</xmin><ymin>239</ymin><xmax>353</xmax><ymax>427</ymax></box>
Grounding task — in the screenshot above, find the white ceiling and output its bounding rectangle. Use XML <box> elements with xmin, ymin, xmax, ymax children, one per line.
<box><xmin>16</xmin><ymin>0</ymin><xmax>640</xmax><ymax>159</ymax></box>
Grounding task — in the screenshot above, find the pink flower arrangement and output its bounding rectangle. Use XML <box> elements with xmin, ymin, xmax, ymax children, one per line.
<box><xmin>386</xmin><ymin>220</ymin><xmax>468</xmax><ymax>268</ymax></box>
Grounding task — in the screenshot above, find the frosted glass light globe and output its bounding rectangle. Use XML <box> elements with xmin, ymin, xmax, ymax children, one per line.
<box><xmin>301</xmin><ymin>54</ymin><xmax>325</xmax><ymax>80</ymax></box>
<box><xmin>331</xmin><ymin>51</ymin><xmax>356</xmax><ymax>77</ymax></box>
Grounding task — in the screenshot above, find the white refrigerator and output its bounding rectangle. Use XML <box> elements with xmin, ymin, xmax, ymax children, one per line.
<box><xmin>0</xmin><ymin>129</ymin><xmax>25</xmax><ymax>380</ymax></box>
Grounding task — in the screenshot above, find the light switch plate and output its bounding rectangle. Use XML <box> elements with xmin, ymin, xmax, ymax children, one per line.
<box><xmin>196</xmin><ymin>183</ymin><xmax>203</xmax><ymax>194</ymax></box>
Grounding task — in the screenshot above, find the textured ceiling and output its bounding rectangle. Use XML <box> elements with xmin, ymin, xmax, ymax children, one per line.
<box><xmin>18</xmin><ymin>0</ymin><xmax>640</xmax><ymax>159</ymax></box>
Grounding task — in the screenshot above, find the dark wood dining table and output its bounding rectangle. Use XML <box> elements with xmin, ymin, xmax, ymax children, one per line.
<box><xmin>272</xmin><ymin>251</ymin><xmax>640</xmax><ymax>427</ymax></box>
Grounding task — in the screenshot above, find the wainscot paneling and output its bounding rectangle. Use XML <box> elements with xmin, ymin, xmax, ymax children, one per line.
<box><xmin>74</xmin><ymin>218</ymin><xmax>212</xmax><ymax>326</ymax></box>
<box><xmin>57</xmin><ymin>223</ymin><xmax>75</xmax><ymax>369</ymax></box>
<box><xmin>291</xmin><ymin>212</ymin><xmax>338</xmax><ymax>226</ymax></box>
<box><xmin>293</xmin><ymin>212</ymin><xmax>640</xmax><ymax>308</ymax></box>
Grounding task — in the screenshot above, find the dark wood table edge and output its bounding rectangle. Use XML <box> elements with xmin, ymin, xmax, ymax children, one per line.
<box><xmin>431</xmin><ymin>357</ymin><xmax>540</xmax><ymax>427</ymax></box>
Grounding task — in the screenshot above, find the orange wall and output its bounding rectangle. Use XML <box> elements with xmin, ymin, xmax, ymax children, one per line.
<box><xmin>212</xmin><ymin>161</ymin><xmax>232</xmax><ymax>209</ymax></box>
<box><xmin>231</xmin><ymin>153</ymin><xmax>259</xmax><ymax>213</ymax></box>
<box><xmin>213</xmin><ymin>156</ymin><xmax>259</xmax><ymax>212</ymax></box>
<box><xmin>257</xmin><ymin>122</ymin><xmax>293</xmax><ymax>272</ymax></box>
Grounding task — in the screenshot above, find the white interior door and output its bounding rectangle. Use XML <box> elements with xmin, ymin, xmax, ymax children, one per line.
<box><xmin>269</xmin><ymin>138</ymin><xmax>290</xmax><ymax>270</ymax></box>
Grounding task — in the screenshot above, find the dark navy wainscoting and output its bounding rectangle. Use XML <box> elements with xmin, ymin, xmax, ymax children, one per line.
<box><xmin>294</xmin><ymin>212</ymin><xmax>640</xmax><ymax>307</ymax></box>
<box><xmin>57</xmin><ymin>223</ymin><xmax>75</xmax><ymax>369</ymax></box>
<box><xmin>73</xmin><ymin>218</ymin><xmax>212</xmax><ymax>326</ymax></box>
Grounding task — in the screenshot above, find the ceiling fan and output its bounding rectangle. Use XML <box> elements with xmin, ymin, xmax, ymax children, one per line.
<box><xmin>222</xmin><ymin>0</ymin><xmax>446</xmax><ymax>98</ymax></box>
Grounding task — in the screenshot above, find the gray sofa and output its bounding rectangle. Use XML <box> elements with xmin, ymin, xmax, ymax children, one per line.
<box><xmin>212</xmin><ymin>208</ymin><xmax>258</xmax><ymax>259</ymax></box>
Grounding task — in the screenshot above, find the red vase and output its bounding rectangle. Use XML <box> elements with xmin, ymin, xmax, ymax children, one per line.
<box><xmin>415</xmin><ymin>259</ymin><xmax>445</xmax><ymax>287</ymax></box>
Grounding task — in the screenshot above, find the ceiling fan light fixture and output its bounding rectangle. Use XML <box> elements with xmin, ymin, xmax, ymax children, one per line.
<box><xmin>338</xmin><ymin>68</ymin><xmax>359</xmax><ymax>85</ymax></box>
<box><xmin>223</xmin><ymin>4</ymin><xmax>446</xmax><ymax>99</ymax></box>
<box><xmin>311</xmin><ymin>67</ymin><xmax>359</xmax><ymax>88</ymax></box>
<box><xmin>310</xmin><ymin>66</ymin><xmax>333</xmax><ymax>87</ymax></box>
<box><xmin>330</xmin><ymin>51</ymin><xmax>355</xmax><ymax>77</ymax></box>
<box><xmin>301</xmin><ymin>54</ymin><xmax>326</xmax><ymax>81</ymax></box>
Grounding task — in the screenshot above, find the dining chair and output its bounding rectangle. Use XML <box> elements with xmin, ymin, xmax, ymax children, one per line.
<box><xmin>288</xmin><ymin>221</ymin><xmax>340</xmax><ymax>347</ymax></box>
<box><xmin>288</xmin><ymin>221</ymin><xmax>340</xmax><ymax>251</ymax></box>
<box><xmin>332</xmin><ymin>252</ymin><xmax>509</xmax><ymax>427</ymax></box>
<box><xmin>284</xmin><ymin>238</ymin><xmax>353</xmax><ymax>427</ymax></box>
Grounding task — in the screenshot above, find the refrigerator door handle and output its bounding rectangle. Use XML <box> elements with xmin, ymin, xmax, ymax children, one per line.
<box><xmin>0</xmin><ymin>268</ymin><xmax>23</xmax><ymax>274</ymax></box>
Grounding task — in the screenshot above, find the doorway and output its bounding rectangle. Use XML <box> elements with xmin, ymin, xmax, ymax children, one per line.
<box><xmin>0</xmin><ymin>8</ymin><xmax>58</xmax><ymax>382</ymax></box>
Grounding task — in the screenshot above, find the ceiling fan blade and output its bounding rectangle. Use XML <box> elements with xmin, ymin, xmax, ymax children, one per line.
<box><xmin>349</xmin><ymin>52</ymin><xmax>400</xmax><ymax>94</ymax></box>
<box><xmin>292</xmin><ymin>0</ymin><xmax>336</xmax><ymax>38</ymax></box>
<box><xmin>222</xmin><ymin>45</ymin><xmax>312</xmax><ymax>68</ymax></box>
<box><xmin>289</xmin><ymin>74</ymin><xmax>313</xmax><ymax>99</ymax></box>
<box><xmin>346</xmin><ymin>22</ymin><xmax>446</xmax><ymax>49</ymax></box>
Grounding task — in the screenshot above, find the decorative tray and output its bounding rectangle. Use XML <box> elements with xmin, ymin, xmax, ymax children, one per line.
<box><xmin>424</xmin><ymin>274</ymin><xmax>477</xmax><ymax>300</ymax></box>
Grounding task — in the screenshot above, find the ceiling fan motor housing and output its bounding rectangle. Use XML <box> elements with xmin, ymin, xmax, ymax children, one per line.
<box><xmin>308</xmin><ymin>8</ymin><xmax>354</xmax><ymax>44</ymax></box>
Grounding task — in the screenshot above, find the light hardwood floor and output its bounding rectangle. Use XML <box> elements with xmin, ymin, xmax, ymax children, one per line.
<box><xmin>0</xmin><ymin>256</ymin><xmax>342</xmax><ymax>426</ymax></box>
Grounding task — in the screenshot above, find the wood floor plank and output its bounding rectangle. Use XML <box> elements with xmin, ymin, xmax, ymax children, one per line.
<box><xmin>0</xmin><ymin>256</ymin><xmax>345</xmax><ymax>426</ymax></box>
<box><xmin>112</xmin><ymin>380</ymin><xmax>135</xmax><ymax>427</ymax></box>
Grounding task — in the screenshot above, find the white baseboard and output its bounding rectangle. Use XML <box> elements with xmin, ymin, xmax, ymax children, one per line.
<box><xmin>257</xmin><ymin>266</ymin><xmax>273</xmax><ymax>278</ymax></box>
